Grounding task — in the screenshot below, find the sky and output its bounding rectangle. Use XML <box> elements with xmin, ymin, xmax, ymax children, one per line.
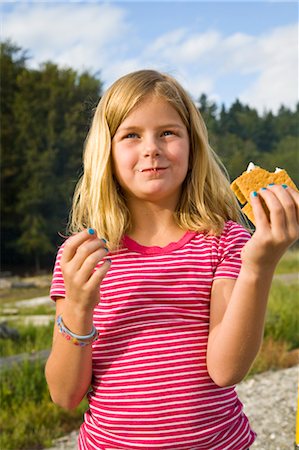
<box><xmin>1</xmin><ymin>1</ymin><xmax>298</xmax><ymax>114</ymax></box>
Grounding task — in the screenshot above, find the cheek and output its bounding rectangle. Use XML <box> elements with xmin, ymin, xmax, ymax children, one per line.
<box><xmin>177</xmin><ymin>145</ymin><xmax>190</xmax><ymax>172</ymax></box>
<box><xmin>112</xmin><ymin>147</ymin><xmax>135</xmax><ymax>184</ymax></box>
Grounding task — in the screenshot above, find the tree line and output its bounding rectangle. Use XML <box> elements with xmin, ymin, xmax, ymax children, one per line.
<box><xmin>1</xmin><ymin>40</ymin><xmax>298</xmax><ymax>273</ymax></box>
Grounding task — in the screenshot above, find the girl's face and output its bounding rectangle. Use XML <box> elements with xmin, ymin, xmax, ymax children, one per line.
<box><xmin>111</xmin><ymin>95</ymin><xmax>190</xmax><ymax>208</ymax></box>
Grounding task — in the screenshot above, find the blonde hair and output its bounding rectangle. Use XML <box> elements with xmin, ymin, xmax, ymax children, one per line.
<box><xmin>69</xmin><ymin>69</ymin><xmax>250</xmax><ymax>249</ymax></box>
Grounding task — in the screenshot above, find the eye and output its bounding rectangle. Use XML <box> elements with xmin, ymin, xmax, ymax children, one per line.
<box><xmin>162</xmin><ymin>130</ymin><xmax>174</xmax><ymax>137</ymax></box>
<box><xmin>125</xmin><ymin>132</ymin><xmax>139</xmax><ymax>139</ymax></box>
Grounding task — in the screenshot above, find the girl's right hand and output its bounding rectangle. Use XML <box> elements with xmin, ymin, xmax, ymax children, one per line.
<box><xmin>60</xmin><ymin>229</ymin><xmax>111</xmax><ymax>313</ymax></box>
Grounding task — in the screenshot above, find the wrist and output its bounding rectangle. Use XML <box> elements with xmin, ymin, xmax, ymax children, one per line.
<box><xmin>240</xmin><ymin>261</ymin><xmax>276</xmax><ymax>280</ymax></box>
<box><xmin>62</xmin><ymin>301</ymin><xmax>95</xmax><ymax>335</ymax></box>
<box><xmin>56</xmin><ymin>314</ymin><xmax>98</xmax><ymax>347</ymax></box>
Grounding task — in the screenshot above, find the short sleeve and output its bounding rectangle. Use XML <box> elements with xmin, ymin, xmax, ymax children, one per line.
<box><xmin>50</xmin><ymin>243</ymin><xmax>66</xmax><ymax>300</ymax></box>
<box><xmin>213</xmin><ymin>221</ymin><xmax>251</xmax><ymax>281</ymax></box>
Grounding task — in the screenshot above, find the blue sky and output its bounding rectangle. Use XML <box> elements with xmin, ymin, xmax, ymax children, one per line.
<box><xmin>1</xmin><ymin>1</ymin><xmax>298</xmax><ymax>113</ymax></box>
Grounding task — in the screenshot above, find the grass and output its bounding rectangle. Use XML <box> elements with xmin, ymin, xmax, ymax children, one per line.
<box><xmin>264</xmin><ymin>281</ymin><xmax>299</xmax><ymax>348</ymax></box>
<box><xmin>16</xmin><ymin>304</ymin><xmax>55</xmax><ymax>316</ymax></box>
<box><xmin>0</xmin><ymin>322</ymin><xmax>54</xmax><ymax>357</ymax></box>
<box><xmin>249</xmin><ymin>338</ymin><xmax>298</xmax><ymax>375</ymax></box>
<box><xmin>0</xmin><ymin>360</ymin><xmax>87</xmax><ymax>450</ymax></box>
<box><xmin>0</xmin><ymin>286</ymin><xmax>50</xmax><ymax>305</ymax></box>
<box><xmin>248</xmin><ymin>279</ymin><xmax>299</xmax><ymax>376</ymax></box>
<box><xmin>275</xmin><ymin>247</ymin><xmax>299</xmax><ymax>274</ymax></box>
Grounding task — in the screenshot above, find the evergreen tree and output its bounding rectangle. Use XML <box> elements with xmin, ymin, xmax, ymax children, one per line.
<box><xmin>0</xmin><ymin>41</ymin><xmax>29</xmax><ymax>270</ymax></box>
<box><xmin>214</xmin><ymin>132</ymin><xmax>260</xmax><ymax>181</ymax></box>
<box><xmin>258</xmin><ymin>136</ymin><xmax>299</xmax><ymax>186</ymax></box>
<box><xmin>1</xmin><ymin>42</ymin><xmax>102</xmax><ymax>272</ymax></box>
<box><xmin>275</xmin><ymin>104</ymin><xmax>299</xmax><ymax>138</ymax></box>
<box><xmin>197</xmin><ymin>93</ymin><xmax>218</xmax><ymax>136</ymax></box>
<box><xmin>255</xmin><ymin>111</ymin><xmax>278</xmax><ymax>153</ymax></box>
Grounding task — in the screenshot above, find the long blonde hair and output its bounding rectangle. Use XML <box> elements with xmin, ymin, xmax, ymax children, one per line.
<box><xmin>69</xmin><ymin>69</ymin><xmax>250</xmax><ymax>249</ymax></box>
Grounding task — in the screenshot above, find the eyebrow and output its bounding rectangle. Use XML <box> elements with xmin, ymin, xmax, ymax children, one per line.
<box><xmin>116</xmin><ymin>123</ymin><xmax>186</xmax><ymax>133</ymax></box>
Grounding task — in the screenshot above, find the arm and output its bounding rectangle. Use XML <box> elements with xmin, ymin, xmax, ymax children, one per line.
<box><xmin>45</xmin><ymin>299</ymin><xmax>93</xmax><ymax>409</ymax></box>
<box><xmin>207</xmin><ymin>184</ymin><xmax>299</xmax><ymax>387</ymax></box>
<box><xmin>45</xmin><ymin>229</ymin><xmax>111</xmax><ymax>410</ymax></box>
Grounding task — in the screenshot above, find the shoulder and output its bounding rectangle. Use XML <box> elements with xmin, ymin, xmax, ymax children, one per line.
<box><xmin>209</xmin><ymin>220</ymin><xmax>251</xmax><ymax>259</ymax></box>
<box><xmin>220</xmin><ymin>220</ymin><xmax>252</xmax><ymax>241</ymax></box>
<box><xmin>220</xmin><ymin>220</ymin><xmax>252</xmax><ymax>248</ymax></box>
<box><xmin>200</xmin><ymin>220</ymin><xmax>251</xmax><ymax>246</ymax></box>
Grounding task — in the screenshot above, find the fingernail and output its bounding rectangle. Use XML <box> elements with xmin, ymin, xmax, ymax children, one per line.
<box><xmin>101</xmin><ymin>238</ymin><xmax>107</xmax><ymax>244</ymax></box>
<box><xmin>268</xmin><ymin>183</ymin><xmax>275</xmax><ymax>186</ymax></box>
<box><xmin>103</xmin><ymin>247</ymin><xmax>109</xmax><ymax>252</ymax></box>
<box><xmin>88</xmin><ymin>228</ymin><xmax>95</xmax><ymax>235</ymax></box>
<box><xmin>282</xmin><ymin>184</ymin><xmax>288</xmax><ymax>189</ymax></box>
<box><xmin>251</xmin><ymin>191</ymin><xmax>258</xmax><ymax>197</ymax></box>
<box><xmin>106</xmin><ymin>259</ymin><xmax>112</xmax><ymax>264</ymax></box>
<box><xmin>261</xmin><ymin>187</ymin><xmax>267</xmax><ymax>191</ymax></box>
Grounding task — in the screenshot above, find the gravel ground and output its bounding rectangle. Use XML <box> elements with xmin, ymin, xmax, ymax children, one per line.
<box><xmin>47</xmin><ymin>365</ymin><xmax>298</xmax><ymax>450</ymax></box>
<box><xmin>237</xmin><ymin>365</ymin><xmax>298</xmax><ymax>450</ymax></box>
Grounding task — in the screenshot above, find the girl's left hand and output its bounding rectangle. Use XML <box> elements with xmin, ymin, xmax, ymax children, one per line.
<box><xmin>241</xmin><ymin>184</ymin><xmax>299</xmax><ymax>273</ymax></box>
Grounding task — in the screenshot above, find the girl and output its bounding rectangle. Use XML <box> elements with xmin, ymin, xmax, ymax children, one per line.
<box><xmin>45</xmin><ymin>69</ymin><xmax>299</xmax><ymax>450</ymax></box>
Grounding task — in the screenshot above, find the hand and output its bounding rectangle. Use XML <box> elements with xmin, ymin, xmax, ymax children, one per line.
<box><xmin>241</xmin><ymin>184</ymin><xmax>299</xmax><ymax>273</ymax></box>
<box><xmin>60</xmin><ymin>229</ymin><xmax>111</xmax><ymax>313</ymax></box>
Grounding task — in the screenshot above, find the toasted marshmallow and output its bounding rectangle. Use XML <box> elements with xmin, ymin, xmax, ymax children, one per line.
<box><xmin>246</xmin><ymin>162</ymin><xmax>257</xmax><ymax>173</ymax></box>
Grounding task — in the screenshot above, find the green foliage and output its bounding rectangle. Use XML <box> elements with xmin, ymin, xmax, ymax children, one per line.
<box><xmin>264</xmin><ymin>281</ymin><xmax>299</xmax><ymax>349</ymax></box>
<box><xmin>1</xmin><ymin>39</ymin><xmax>299</xmax><ymax>272</ymax></box>
<box><xmin>0</xmin><ymin>322</ymin><xmax>54</xmax><ymax>357</ymax></box>
<box><xmin>248</xmin><ymin>279</ymin><xmax>299</xmax><ymax>376</ymax></box>
<box><xmin>275</xmin><ymin>248</ymin><xmax>299</xmax><ymax>274</ymax></box>
<box><xmin>0</xmin><ymin>360</ymin><xmax>87</xmax><ymax>449</ymax></box>
<box><xmin>1</xmin><ymin>40</ymin><xmax>102</xmax><ymax>272</ymax></box>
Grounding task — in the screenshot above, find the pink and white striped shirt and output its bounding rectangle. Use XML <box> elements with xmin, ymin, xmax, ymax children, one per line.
<box><xmin>50</xmin><ymin>220</ymin><xmax>256</xmax><ymax>449</ymax></box>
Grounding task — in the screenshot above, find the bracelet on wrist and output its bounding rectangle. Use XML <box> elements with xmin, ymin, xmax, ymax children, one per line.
<box><xmin>56</xmin><ymin>314</ymin><xmax>99</xmax><ymax>347</ymax></box>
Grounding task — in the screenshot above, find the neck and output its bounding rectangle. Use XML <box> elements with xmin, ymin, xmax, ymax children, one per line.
<box><xmin>126</xmin><ymin>199</ymin><xmax>184</xmax><ymax>247</ymax></box>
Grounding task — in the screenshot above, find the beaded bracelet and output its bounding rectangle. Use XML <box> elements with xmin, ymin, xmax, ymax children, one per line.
<box><xmin>56</xmin><ymin>314</ymin><xmax>99</xmax><ymax>347</ymax></box>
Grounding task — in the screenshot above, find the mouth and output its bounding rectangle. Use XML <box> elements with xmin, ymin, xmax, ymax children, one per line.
<box><xmin>137</xmin><ymin>167</ymin><xmax>167</xmax><ymax>173</ymax></box>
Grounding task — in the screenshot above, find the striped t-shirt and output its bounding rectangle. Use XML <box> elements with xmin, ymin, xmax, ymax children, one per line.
<box><xmin>50</xmin><ymin>220</ymin><xmax>256</xmax><ymax>450</ymax></box>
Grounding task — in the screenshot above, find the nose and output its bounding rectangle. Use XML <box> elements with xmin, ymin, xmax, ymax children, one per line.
<box><xmin>142</xmin><ymin>134</ymin><xmax>161</xmax><ymax>158</ymax></box>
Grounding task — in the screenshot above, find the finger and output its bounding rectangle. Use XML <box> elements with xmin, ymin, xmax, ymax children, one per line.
<box><xmin>71</xmin><ymin>236</ymin><xmax>108</xmax><ymax>272</ymax></box>
<box><xmin>267</xmin><ymin>184</ymin><xmax>299</xmax><ymax>226</ymax></box>
<box><xmin>86</xmin><ymin>258</ymin><xmax>112</xmax><ymax>292</ymax></box>
<box><xmin>61</xmin><ymin>228</ymin><xmax>97</xmax><ymax>265</ymax></box>
<box><xmin>267</xmin><ymin>184</ymin><xmax>299</xmax><ymax>244</ymax></box>
<box><xmin>280</xmin><ymin>185</ymin><xmax>299</xmax><ymax>223</ymax></box>
<box><xmin>258</xmin><ymin>186</ymin><xmax>286</xmax><ymax>231</ymax></box>
<box><xmin>77</xmin><ymin>247</ymin><xmax>110</xmax><ymax>283</ymax></box>
<box><xmin>284</xmin><ymin>184</ymin><xmax>299</xmax><ymax>202</ymax></box>
<box><xmin>249</xmin><ymin>191</ymin><xmax>270</xmax><ymax>229</ymax></box>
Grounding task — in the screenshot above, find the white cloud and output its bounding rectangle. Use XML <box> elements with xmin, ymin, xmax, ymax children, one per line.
<box><xmin>140</xmin><ymin>23</ymin><xmax>298</xmax><ymax>113</ymax></box>
<box><xmin>237</xmin><ymin>24</ymin><xmax>298</xmax><ymax>112</ymax></box>
<box><xmin>2</xmin><ymin>3</ymin><xmax>130</xmax><ymax>72</ymax></box>
<box><xmin>148</xmin><ymin>28</ymin><xmax>187</xmax><ymax>55</ymax></box>
<box><xmin>2</xmin><ymin>3</ymin><xmax>298</xmax><ymax>113</ymax></box>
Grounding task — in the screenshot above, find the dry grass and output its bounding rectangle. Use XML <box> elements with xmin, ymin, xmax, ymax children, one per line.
<box><xmin>250</xmin><ymin>338</ymin><xmax>299</xmax><ymax>376</ymax></box>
